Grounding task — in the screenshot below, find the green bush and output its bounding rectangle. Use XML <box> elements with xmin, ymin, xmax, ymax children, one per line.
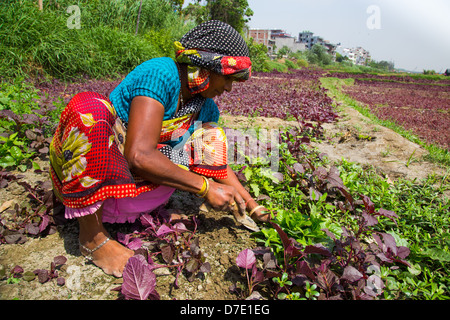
<box><xmin>267</xmin><ymin>61</ymin><xmax>288</xmax><ymax>73</ymax></box>
<box><xmin>283</xmin><ymin>59</ymin><xmax>297</xmax><ymax>70</ymax></box>
<box><xmin>246</xmin><ymin>38</ymin><xmax>270</xmax><ymax>72</ymax></box>
<box><xmin>0</xmin><ymin>0</ymin><xmax>193</xmax><ymax>80</ymax></box>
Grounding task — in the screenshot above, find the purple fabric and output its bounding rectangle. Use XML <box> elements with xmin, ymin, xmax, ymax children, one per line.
<box><xmin>64</xmin><ymin>185</ymin><xmax>176</xmax><ymax>223</ymax></box>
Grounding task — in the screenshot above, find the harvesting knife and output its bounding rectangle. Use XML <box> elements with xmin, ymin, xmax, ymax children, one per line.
<box><xmin>231</xmin><ymin>203</ymin><xmax>260</xmax><ymax>232</ymax></box>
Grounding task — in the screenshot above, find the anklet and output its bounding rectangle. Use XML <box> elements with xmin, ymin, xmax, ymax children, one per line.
<box><xmin>80</xmin><ymin>237</ymin><xmax>110</xmax><ymax>261</ymax></box>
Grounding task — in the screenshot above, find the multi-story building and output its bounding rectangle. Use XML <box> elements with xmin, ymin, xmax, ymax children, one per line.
<box><xmin>338</xmin><ymin>46</ymin><xmax>371</xmax><ymax>65</ymax></box>
<box><xmin>248</xmin><ymin>29</ymin><xmax>306</xmax><ymax>55</ymax></box>
<box><xmin>298</xmin><ymin>31</ymin><xmax>337</xmax><ymax>58</ymax></box>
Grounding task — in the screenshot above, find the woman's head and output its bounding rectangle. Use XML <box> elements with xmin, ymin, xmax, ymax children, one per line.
<box><xmin>175</xmin><ymin>20</ymin><xmax>252</xmax><ymax>96</ymax></box>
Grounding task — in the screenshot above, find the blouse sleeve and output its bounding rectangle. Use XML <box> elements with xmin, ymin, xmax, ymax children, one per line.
<box><xmin>110</xmin><ymin>58</ymin><xmax>180</xmax><ymax>122</ymax></box>
<box><xmin>129</xmin><ymin>61</ymin><xmax>179</xmax><ymax>119</ymax></box>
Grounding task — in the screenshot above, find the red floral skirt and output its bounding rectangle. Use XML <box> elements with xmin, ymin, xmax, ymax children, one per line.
<box><xmin>49</xmin><ymin>92</ymin><xmax>228</xmax><ymax>209</ymax></box>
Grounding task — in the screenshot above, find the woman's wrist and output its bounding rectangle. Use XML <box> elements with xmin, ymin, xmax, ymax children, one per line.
<box><xmin>244</xmin><ymin>197</ymin><xmax>256</xmax><ymax>209</ymax></box>
<box><xmin>196</xmin><ymin>176</ymin><xmax>210</xmax><ymax>198</ymax></box>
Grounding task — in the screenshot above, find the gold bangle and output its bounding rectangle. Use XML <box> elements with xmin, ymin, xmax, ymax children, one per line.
<box><xmin>196</xmin><ymin>176</ymin><xmax>209</xmax><ymax>198</ymax></box>
<box><xmin>248</xmin><ymin>205</ymin><xmax>265</xmax><ymax>218</ymax></box>
<box><xmin>197</xmin><ymin>176</ymin><xmax>207</xmax><ymax>195</ymax></box>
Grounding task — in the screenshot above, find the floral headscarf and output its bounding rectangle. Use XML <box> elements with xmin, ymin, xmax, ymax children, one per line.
<box><xmin>174</xmin><ymin>20</ymin><xmax>252</xmax><ymax>95</ymax></box>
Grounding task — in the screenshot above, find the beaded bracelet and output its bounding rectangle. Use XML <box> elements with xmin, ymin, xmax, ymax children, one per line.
<box><xmin>245</xmin><ymin>197</ymin><xmax>255</xmax><ymax>207</ymax></box>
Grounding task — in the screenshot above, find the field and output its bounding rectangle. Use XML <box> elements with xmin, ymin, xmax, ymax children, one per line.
<box><xmin>0</xmin><ymin>0</ymin><xmax>449</xmax><ymax>303</ymax></box>
<box><xmin>1</xmin><ymin>65</ymin><xmax>449</xmax><ymax>301</ymax></box>
<box><xmin>329</xmin><ymin>72</ymin><xmax>450</xmax><ymax>150</ymax></box>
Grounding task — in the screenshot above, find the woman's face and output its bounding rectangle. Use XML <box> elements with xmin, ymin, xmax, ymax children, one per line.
<box><xmin>200</xmin><ymin>72</ymin><xmax>235</xmax><ymax>99</ymax></box>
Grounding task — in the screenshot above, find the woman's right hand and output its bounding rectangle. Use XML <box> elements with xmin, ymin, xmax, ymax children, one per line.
<box><xmin>204</xmin><ymin>180</ymin><xmax>240</xmax><ymax>211</ymax></box>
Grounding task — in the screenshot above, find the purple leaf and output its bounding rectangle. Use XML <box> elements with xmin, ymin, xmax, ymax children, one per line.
<box><xmin>117</xmin><ymin>232</ymin><xmax>131</xmax><ymax>246</ymax></box>
<box><xmin>296</xmin><ymin>261</ymin><xmax>315</xmax><ymax>280</ymax></box>
<box><xmin>200</xmin><ymin>262</ymin><xmax>211</xmax><ymax>273</ymax></box>
<box><xmin>272</xmin><ymin>172</ymin><xmax>284</xmax><ymax>183</ymax></box>
<box><xmin>122</xmin><ymin>255</ymin><xmax>157</xmax><ymax>300</ymax></box>
<box><xmin>263</xmin><ymin>252</ymin><xmax>276</xmax><ymax>269</ymax></box>
<box><xmin>381</xmin><ymin>232</ymin><xmax>398</xmax><ymax>255</ymax></box>
<box><xmin>293</xmin><ymin>163</ymin><xmax>304</xmax><ymax>174</ymax></box>
<box><xmin>252</xmin><ymin>266</ymin><xmax>264</xmax><ymax>283</ymax></box>
<box><xmin>327</xmin><ymin>166</ymin><xmax>344</xmax><ymax>188</ymax></box>
<box><xmin>362</xmin><ymin>212</ymin><xmax>378</xmax><ymax>226</ymax></box>
<box><xmin>236</xmin><ymin>249</ymin><xmax>256</xmax><ymax>269</ymax></box>
<box><xmin>304</xmin><ymin>243</ymin><xmax>332</xmax><ymax>257</ymax></box>
<box><xmin>376</xmin><ymin>252</ymin><xmax>393</xmax><ymax>263</ymax></box>
<box><xmin>11</xmin><ymin>265</ymin><xmax>24</xmax><ymax>276</ymax></box>
<box><xmin>140</xmin><ymin>213</ymin><xmax>156</xmax><ymax>228</ymax></box>
<box><xmin>161</xmin><ymin>243</ymin><xmax>174</xmax><ymax>264</ymax></box>
<box><xmin>361</xmin><ymin>195</ymin><xmax>375</xmax><ymax>214</ymax></box>
<box><xmin>39</xmin><ymin>214</ymin><xmax>50</xmax><ymax>233</ymax></box>
<box><xmin>341</xmin><ymin>266</ymin><xmax>364</xmax><ymax>283</ymax></box>
<box><xmin>25</xmin><ymin>223</ymin><xmax>40</xmax><ymax>235</ymax></box>
<box><xmin>397</xmin><ymin>246</ymin><xmax>410</xmax><ymax>259</ymax></box>
<box><xmin>186</xmin><ymin>259</ymin><xmax>200</xmax><ymax>273</ymax></box>
<box><xmin>127</xmin><ymin>238</ymin><xmax>142</xmax><ymax>250</ymax></box>
<box><xmin>378</xmin><ymin>208</ymin><xmax>398</xmax><ymax>221</ymax></box>
<box><xmin>36</xmin><ymin>269</ymin><xmax>49</xmax><ymax>283</ymax></box>
<box><xmin>270</xmin><ymin>222</ymin><xmax>290</xmax><ymax>249</ymax></box>
<box><xmin>172</xmin><ymin>222</ymin><xmax>188</xmax><ymax>234</ymax></box>
<box><xmin>57</xmin><ymin>277</ymin><xmax>65</xmax><ymax>286</ymax></box>
<box><xmin>156</xmin><ymin>224</ymin><xmax>173</xmax><ymax>237</ymax></box>
<box><xmin>53</xmin><ymin>255</ymin><xmax>67</xmax><ymax>266</ymax></box>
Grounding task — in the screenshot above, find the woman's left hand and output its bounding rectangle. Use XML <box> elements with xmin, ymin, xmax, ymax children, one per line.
<box><xmin>245</xmin><ymin>199</ymin><xmax>272</xmax><ymax>222</ymax></box>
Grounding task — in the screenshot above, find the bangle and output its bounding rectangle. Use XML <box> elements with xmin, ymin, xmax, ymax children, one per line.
<box><xmin>196</xmin><ymin>176</ymin><xmax>210</xmax><ymax>198</ymax></box>
<box><xmin>249</xmin><ymin>205</ymin><xmax>265</xmax><ymax>218</ymax></box>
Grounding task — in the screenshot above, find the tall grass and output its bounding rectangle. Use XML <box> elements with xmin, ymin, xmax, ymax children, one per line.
<box><xmin>0</xmin><ymin>0</ymin><xmax>194</xmax><ymax>80</ymax></box>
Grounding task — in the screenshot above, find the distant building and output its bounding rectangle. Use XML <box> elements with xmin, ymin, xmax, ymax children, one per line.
<box><xmin>248</xmin><ymin>29</ymin><xmax>275</xmax><ymax>53</ymax></box>
<box><xmin>298</xmin><ymin>31</ymin><xmax>337</xmax><ymax>58</ymax></box>
<box><xmin>337</xmin><ymin>46</ymin><xmax>371</xmax><ymax>65</ymax></box>
<box><xmin>248</xmin><ymin>28</ymin><xmax>306</xmax><ymax>56</ymax></box>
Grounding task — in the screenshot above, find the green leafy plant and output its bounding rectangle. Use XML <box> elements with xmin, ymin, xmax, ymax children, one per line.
<box><xmin>0</xmin><ymin>132</ymin><xmax>35</xmax><ymax>171</ymax></box>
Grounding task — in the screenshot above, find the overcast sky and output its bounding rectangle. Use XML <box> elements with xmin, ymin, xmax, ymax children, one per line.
<box><xmin>184</xmin><ymin>0</ymin><xmax>450</xmax><ymax>72</ymax></box>
<box><xmin>245</xmin><ymin>0</ymin><xmax>450</xmax><ymax>72</ymax></box>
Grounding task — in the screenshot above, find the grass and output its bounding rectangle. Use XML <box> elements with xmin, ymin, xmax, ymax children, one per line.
<box><xmin>0</xmin><ymin>0</ymin><xmax>194</xmax><ymax>81</ymax></box>
<box><xmin>1</xmin><ymin>1</ymin><xmax>448</xmax><ymax>300</ymax></box>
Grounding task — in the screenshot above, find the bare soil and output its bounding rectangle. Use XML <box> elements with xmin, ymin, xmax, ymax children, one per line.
<box><xmin>1</xmin><ymin>104</ymin><xmax>448</xmax><ymax>300</ymax></box>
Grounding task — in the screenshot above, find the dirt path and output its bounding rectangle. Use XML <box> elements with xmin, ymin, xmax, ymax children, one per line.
<box><xmin>1</xmin><ymin>106</ymin><xmax>448</xmax><ymax>300</ymax></box>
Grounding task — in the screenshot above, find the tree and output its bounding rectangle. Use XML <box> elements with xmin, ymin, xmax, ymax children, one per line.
<box><xmin>277</xmin><ymin>46</ymin><xmax>291</xmax><ymax>59</ymax></box>
<box><xmin>168</xmin><ymin>0</ymin><xmax>185</xmax><ymax>12</ymax></box>
<box><xmin>307</xmin><ymin>44</ymin><xmax>332</xmax><ymax>66</ymax></box>
<box><xmin>183</xmin><ymin>0</ymin><xmax>253</xmax><ymax>34</ymax></box>
<box><xmin>369</xmin><ymin>60</ymin><xmax>394</xmax><ymax>71</ymax></box>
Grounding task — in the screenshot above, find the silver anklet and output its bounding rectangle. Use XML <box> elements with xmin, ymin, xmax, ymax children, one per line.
<box><xmin>80</xmin><ymin>237</ymin><xmax>110</xmax><ymax>261</ymax></box>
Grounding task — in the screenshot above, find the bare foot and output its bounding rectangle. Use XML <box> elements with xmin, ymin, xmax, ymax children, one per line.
<box><xmin>77</xmin><ymin>206</ymin><xmax>133</xmax><ymax>278</ymax></box>
<box><xmin>80</xmin><ymin>235</ymin><xmax>134</xmax><ymax>278</ymax></box>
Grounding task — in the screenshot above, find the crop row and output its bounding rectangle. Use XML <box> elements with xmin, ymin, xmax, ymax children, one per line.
<box><xmin>340</xmin><ymin>78</ymin><xmax>450</xmax><ymax>149</ymax></box>
<box><xmin>216</xmin><ymin>69</ymin><xmax>338</xmax><ymax>124</ymax></box>
<box><xmin>327</xmin><ymin>71</ymin><xmax>450</xmax><ymax>85</ymax></box>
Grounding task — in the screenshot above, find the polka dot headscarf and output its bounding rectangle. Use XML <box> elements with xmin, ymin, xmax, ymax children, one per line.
<box><xmin>179</xmin><ymin>20</ymin><xmax>250</xmax><ymax>58</ymax></box>
<box><xmin>174</xmin><ymin>20</ymin><xmax>252</xmax><ymax>94</ymax></box>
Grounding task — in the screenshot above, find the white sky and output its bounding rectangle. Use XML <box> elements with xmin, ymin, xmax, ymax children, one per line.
<box><xmin>184</xmin><ymin>0</ymin><xmax>450</xmax><ymax>72</ymax></box>
<box><xmin>245</xmin><ymin>0</ymin><xmax>450</xmax><ymax>72</ymax></box>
